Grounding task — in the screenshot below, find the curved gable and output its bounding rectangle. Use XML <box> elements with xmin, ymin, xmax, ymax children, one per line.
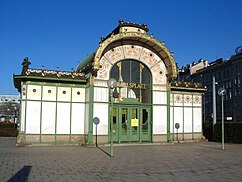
<box><xmin>93</xmin><ymin>32</ymin><xmax>177</xmax><ymax>80</ymax></box>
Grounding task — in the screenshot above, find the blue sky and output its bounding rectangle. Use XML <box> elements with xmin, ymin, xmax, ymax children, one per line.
<box><xmin>0</xmin><ymin>0</ymin><xmax>242</xmax><ymax>95</ymax></box>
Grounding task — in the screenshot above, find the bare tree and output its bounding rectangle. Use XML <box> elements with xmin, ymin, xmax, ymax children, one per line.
<box><xmin>0</xmin><ymin>101</ymin><xmax>20</xmax><ymax>122</ymax></box>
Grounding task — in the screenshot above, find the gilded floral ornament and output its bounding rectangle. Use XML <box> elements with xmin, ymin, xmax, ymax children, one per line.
<box><xmin>93</xmin><ymin>32</ymin><xmax>177</xmax><ymax>80</ymax></box>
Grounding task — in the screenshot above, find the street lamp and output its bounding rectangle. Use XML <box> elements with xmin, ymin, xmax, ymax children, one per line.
<box><xmin>14</xmin><ymin>106</ymin><xmax>17</xmax><ymax>124</ymax></box>
<box><xmin>7</xmin><ymin>108</ymin><xmax>10</xmax><ymax>123</ymax></box>
<box><xmin>218</xmin><ymin>87</ymin><xmax>226</xmax><ymax>150</ymax></box>
<box><xmin>107</xmin><ymin>78</ymin><xmax>117</xmax><ymax>157</ymax></box>
<box><xmin>212</xmin><ymin>76</ymin><xmax>218</xmax><ymax>131</ymax></box>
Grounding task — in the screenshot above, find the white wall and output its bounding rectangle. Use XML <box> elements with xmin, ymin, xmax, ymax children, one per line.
<box><xmin>26</xmin><ymin>101</ymin><xmax>41</xmax><ymax>134</ymax></box>
<box><xmin>93</xmin><ymin>103</ymin><xmax>109</xmax><ymax>135</ymax></box>
<box><xmin>153</xmin><ymin>106</ymin><xmax>167</xmax><ymax>134</ymax></box>
<box><xmin>41</xmin><ymin>102</ymin><xmax>56</xmax><ymax>134</ymax></box>
<box><xmin>22</xmin><ymin>83</ymin><xmax>86</xmax><ymax>136</ymax></box>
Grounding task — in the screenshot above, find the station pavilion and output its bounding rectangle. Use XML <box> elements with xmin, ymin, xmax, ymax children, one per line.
<box><xmin>14</xmin><ymin>20</ymin><xmax>206</xmax><ymax>145</ymax></box>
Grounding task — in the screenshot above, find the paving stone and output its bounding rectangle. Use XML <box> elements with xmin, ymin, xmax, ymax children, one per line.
<box><xmin>1</xmin><ymin>137</ymin><xmax>242</xmax><ymax>181</ymax></box>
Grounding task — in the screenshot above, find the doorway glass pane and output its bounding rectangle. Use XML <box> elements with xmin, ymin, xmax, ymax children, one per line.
<box><xmin>121</xmin><ymin>108</ymin><xmax>128</xmax><ymax>136</ymax></box>
<box><xmin>131</xmin><ymin>108</ymin><xmax>138</xmax><ymax>135</ymax></box>
<box><xmin>142</xmin><ymin>109</ymin><xmax>149</xmax><ymax>134</ymax></box>
<box><xmin>110</xmin><ymin>59</ymin><xmax>152</xmax><ymax>103</ymax></box>
<box><xmin>113</xmin><ymin>108</ymin><xmax>117</xmax><ymax>135</ymax></box>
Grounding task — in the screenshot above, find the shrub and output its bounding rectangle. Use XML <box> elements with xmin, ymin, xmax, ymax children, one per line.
<box><xmin>0</xmin><ymin>123</ymin><xmax>18</xmax><ymax>137</ymax></box>
<box><xmin>213</xmin><ymin>122</ymin><xmax>242</xmax><ymax>143</ymax></box>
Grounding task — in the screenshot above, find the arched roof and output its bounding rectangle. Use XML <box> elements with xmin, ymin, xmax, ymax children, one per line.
<box><xmin>76</xmin><ymin>22</ymin><xmax>178</xmax><ymax>80</ymax></box>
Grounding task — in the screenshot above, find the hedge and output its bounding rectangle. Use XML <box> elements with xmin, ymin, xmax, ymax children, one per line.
<box><xmin>0</xmin><ymin>123</ymin><xmax>18</xmax><ymax>137</ymax></box>
<box><xmin>203</xmin><ymin>122</ymin><xmax>242</xmax><ymax>144</ymax></box>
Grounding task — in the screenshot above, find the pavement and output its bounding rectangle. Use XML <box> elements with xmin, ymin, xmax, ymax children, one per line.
<box><xmin>0</xmin><ymin>137</ymin><xmax>242</xmax><ymax>182</ymax></box>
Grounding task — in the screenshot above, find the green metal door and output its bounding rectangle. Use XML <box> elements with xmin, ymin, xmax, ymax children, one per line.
<box><xmin>130</xmin><ymin>107</ymin><xmax>140</xmax><ymax>141</ymax></box>
<box><xmin>119</xmin><ymin>107</ymin><xmax>129</xmax><ymax>142</ymax></box>
<box><xmin>119</xmin><ymin>107</ymin><xmax>140</xmax><ymax>142</ymax></box>
<box><xmin>112</xmin><ymin>105</ymin><xmax>151</xmax><ymax>143</ymax></box>
<box><xmin>140</xmin><ymin>107</ymin><xmax>151</xmax><ymax>142</ymax></box>
<box><xmin>112</xmin><ymin>107</ymin><xmax>119</xmax><ymax>142</ymax></box>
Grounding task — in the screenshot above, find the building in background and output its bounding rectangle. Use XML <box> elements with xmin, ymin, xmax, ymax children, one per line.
<box><xmin>13</xmin><ymin>20</ymin><xmax>206</xmax><ymax>146</ymax></box>
<box><xmin>178</xmin><ymin>47</ymin><xmax>242</xmax><ymax>123</ymax></box>
<box><xmin>0</xmin><ymin>95</ymin><xmax>20</xmax><ymax>123</ymax></box>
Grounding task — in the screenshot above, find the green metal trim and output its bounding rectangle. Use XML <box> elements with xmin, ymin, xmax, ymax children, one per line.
<box><xmin>24</xmin><ymin>82</ymin><xmax>28</xmax><ymax>144</ymax></box>
<box><xmin>40</xmin><ymin>84</ymin><xmax>43</xmax><ymax>142</ymax></box>
<box><xmin>171</xmin><ymin>91</ymin><xmax>203</xmax><ymax>95</ymax></box>
<box><xmin>172</xmin><ymin>93</ymin><xmax>175</xmax><ymax>141</ymax></box>
<box><xmin>170</xmin><ymin>87</ymin><xmax>207</xmax><ymax>92</ymax></box>
<box><xmin>25</xmin><ymin>80</ymin><xmax>86</xmax><ymax>88</ymax></box>
<box><xmin>182</xmin><ymin>94</ymin><xmax>185</xmax><ymax>141</ymax></box>
<box><xmin>152</xmin><ymin>104</ymin><xmax>169</xmax><ymax>106</ymax></box>
<box><xmin>139</xmin><ymin>106</ymin><xmax>142</xmax><ymax>142</ymax></box>
<box><xmin>87</xmin><ymin>80</ymin><xmax>94</xmax><ymax>144</ymax></box>
<box><xmin>108</xmin><ymin>102</ymin><xmax>112</xmax><ymax>143</ymax></box>
<box><xmin>14</xmin><ymin>75</ymin><xmax>86</xmax><ymax>83</ymax></box>
<box><xmin>192</xmin><ymin>94</ymin><xmax>194</xmax><ymax>140</ymax></box>
<box><xmin>69</xmin><ymin>87</ymin><xmax>73</xmax><ymax>142</ymax></box>
<box><xmin>21</xmin><ymin>99</ymin><xmax>85</xmax><ymax>104</ymax></box>
<box><xmin>152</xmin><ymin>90</ymin><xmax>168</xmax><ymax>93</ymax></box>
<box><xmin>18</xmin><ymin>81</ymin><xmax>23</xmax><ymax>142</ymax></box>
<box><xmin>166</xmin><ymin>89</ymin><xmax>171</xmax><ymax>142</ymax></box>
<box><xmin>55</xmin><ymin>85</ymin><xmax>58</xmax><ymax>143</ymax></box>
<box><xmin>170</xmin><ymin>105</ymin><xmax>201</xmax><ymax>108</ymax></box>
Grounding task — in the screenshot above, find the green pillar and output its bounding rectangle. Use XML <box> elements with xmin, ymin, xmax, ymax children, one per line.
<box><xmin>87</xmin><ymin>75</ymin><xmax>94</xmax><ymax>144</ymax></box>
<box><xmin>167</xmin><ymin>88</ymin><xmax>171</xmax><ymax>143</ymax></box>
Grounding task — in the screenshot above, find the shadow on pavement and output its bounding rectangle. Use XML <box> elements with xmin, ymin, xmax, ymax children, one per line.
<box><xmin>97</xmin><ymin>146</ymin><xmax>111</xmax><ymax>157</ymax></box>
<box><xmin>7</xmin><ymin>165</ymin><xmax>32</xmax><ymax>182</ymax></box>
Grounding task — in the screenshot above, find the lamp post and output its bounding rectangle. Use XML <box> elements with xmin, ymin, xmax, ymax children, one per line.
<box><xmin>107</xmin><ymin>78</ymin><xmax>117</xmax><ymax>157</ymax></box>
<box><xmin>7</xmin><ymin>108</ymin><xmax>10</xmax><ymax>123</ymax></box>
<box><xmin>218</xmin><ymin>87</ymin><xmax>226</xmax><ymax>150</ymax></box>
<box><xmin>14</xmin><ymin>106</ymin><xmax>17</xmax><ymax>124</ymax></box>
<box><xmin>212</xmin><ymin>76</ymin><xmax>218</xmax><ymax>132</ymax></box>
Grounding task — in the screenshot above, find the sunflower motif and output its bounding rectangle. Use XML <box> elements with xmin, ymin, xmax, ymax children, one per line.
<box><xmin>175</xmin><ymin>95</ymin><xmax>182</xmax><ymax>103</ymax></box>
<box><xmin>185</xmin><ymin>96</ymin><xmax>190</xmax><ymax>103</ymax></box>
<box><xmin>194</xmin><ymin>96</ymin><xmax>200</xmax><ymax>103</ymax></box>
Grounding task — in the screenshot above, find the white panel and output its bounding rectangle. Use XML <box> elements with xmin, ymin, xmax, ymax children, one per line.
<box><xmin>94</xmin><ymin>80</ymin><xmax>108</xmax><ymax>87</ymax></box>
<box><xmin>22</xmin><ymin>84</ymin><xmax>27</xmax><ymax>100</ymax></box>
<box><xmin>72</xmin><ymin>88</ymin><xmax>85</xmax><ymax>102</ymax></box>
<box><xmin>170</xmin><ymin>94</ymin><xmax>174</xmax><ymax>106</ymax></box>
<box><xmin>184</xmin><ymin>107</ymin><xmax>192</xmax><ymax>133</ymax></box>
<box><xmin>173</xmin><ymin>94</ymin><xmax>183</xmax><ymax>106</ymax></box>
<box><xmin>174</xmin><ymin>107</ymin><xmax>183</xmax><ymax>134</ymax></box>
<box><xmin>41</xmin><ymin>102</ymin><xmax>56</xmax><ymax>134</ymax></box>
<box><xmin>193</xmin><ymin>107</ymin><xmax>202</xmax><ymax>132</ymax></box>
<box><xmin>42</xmin><ymin>86</ymin><xmax>56</xmax><ymax>101</ymax></box>
<box><xmin>71</xmin><ymin>103</ymin><xmax>85</xmax><ymax>134</ymax></box>
<box><xmin>93</xmin><ymin>103</ymin><xmax>109</xmax><ymax>135</ymax></box>
<box><xmin>57</xmin><ymin>87</ymin><xmax>71</xmax><ymax>102</ymax></box>
<box><xmin>170</xmin><ymin>107</ymin><xmax>174</xmax><ymax>134</ymax></box>
<box><xmin>27</xmin><ymin>85</ymin><xmax>41</xmax><ymax>100</ymax></box>
<box><xmin>26</xmin><ymin>101</ymin><xmax>41</xmax><ymax>134</ymax></box>
<box><xmin>184</xmin><ymin>94</ymin><xmax>192</xmax><ymax>106</ymax></box>
<box><xmin>153</xmin><ymin>91</ymin><xmax>167</xmax><ymax>105</ymax></box>
<box><xmin>85</xmin><ymin>88</ymin><xmax>90</xmax><ymax>102</ymax></box>
<box><xmin>85</xmin><ymin>104</ymin><xmax>89</xmax><ymax>134</ymax></box>
<box><xmin>193</xmin><ymin>95</ymin><xmax>202</xmax><ymax>107</ymax></box>
<box><xmin>94</xmin><ymin>87</ymin><xmax>109</xmax><ymax>102</ymax></box>
<box><xmin>153</xmin><ymin>85</ymin><xmax>167</xmax><ymax>91</ymax></box>
<box><xmin>153</xmin><ymin>106</ymin><xmax>167</xmax><ymax>134</ymax></box>
<box><xmin>20</xmin><ymin>101</ymin><xmax>26</xmax><ymax>132</ymax></box>
<box><xmin>56</xmin><ymin>103</ymin><xmax>70</xmax><ymax>134</ymax></box>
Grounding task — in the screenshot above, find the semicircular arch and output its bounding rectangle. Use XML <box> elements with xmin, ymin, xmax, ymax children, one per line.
<box><xmin>94</xmin><ymin>32</ymin><xmax>177</xmax><ymax>80</ymax></box>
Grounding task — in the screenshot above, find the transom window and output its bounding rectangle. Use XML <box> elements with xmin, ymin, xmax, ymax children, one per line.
<box><xmin>110</xmin><ymin>59</ymin><xmax>152</xmax><ymax>103</ymax></box>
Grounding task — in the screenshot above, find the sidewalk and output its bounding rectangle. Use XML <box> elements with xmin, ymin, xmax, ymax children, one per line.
<box><xmin>0</xmin><ymin>137</ymin><xmax>242</xmax><ymax>181</ymax></box>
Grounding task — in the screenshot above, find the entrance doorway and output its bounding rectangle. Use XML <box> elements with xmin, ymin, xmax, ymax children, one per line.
<box><xmin>112</xmin><ymin>105</ymin><xmax>151</xmax><ymax>143</ymax></box>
